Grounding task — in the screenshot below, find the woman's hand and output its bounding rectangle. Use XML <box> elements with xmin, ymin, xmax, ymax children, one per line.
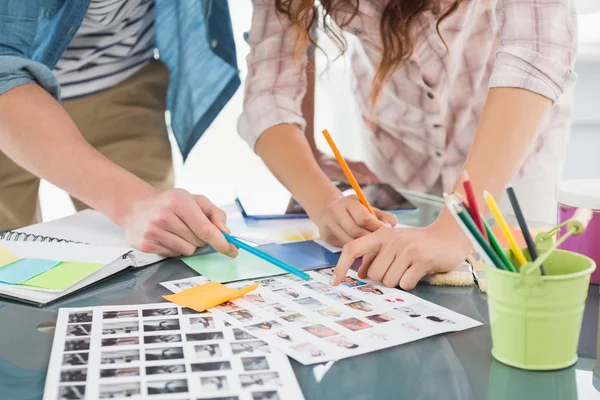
<box><xmin>314</xmin><ymin>195</ymin><xmax>398</xmax><ymax>247</ymax></box>
<box><xmin>315</xmin><ymin>152</ymin><xmax>381</xmax><ymax>185</ymax></box>
<box><xmin>330</xmin><ymin>213</ymin><xmax>472</xmax><ymax>289</ymax></box>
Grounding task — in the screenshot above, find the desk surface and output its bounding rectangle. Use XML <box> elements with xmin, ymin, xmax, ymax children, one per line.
<box><xmin>1</xmin><ymin>192</ymin><xmax>599</xmax><ymax>400</ymax></box>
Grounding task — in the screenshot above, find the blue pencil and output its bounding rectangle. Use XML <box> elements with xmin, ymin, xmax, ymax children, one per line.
<box><xmin>223</xmin><ymin>233</ymin><xmax>311</xmax><ymax>281</ymax></box>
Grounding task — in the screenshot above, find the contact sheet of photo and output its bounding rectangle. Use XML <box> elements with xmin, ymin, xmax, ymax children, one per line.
<box><xmin>164</xmin><ymin>270</ymin><xmax>482</xmax><ymax>365</ymax></box>
<box><xmin>43</xmin><ymin>302</ymin><xmax>304</xmax><ymax>400</ymax></box>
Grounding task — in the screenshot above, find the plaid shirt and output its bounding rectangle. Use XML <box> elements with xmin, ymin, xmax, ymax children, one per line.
<box><xmin>238</xmin><ymin>0</ymin><xmax>578</xmax><ymax>193</ymax></box>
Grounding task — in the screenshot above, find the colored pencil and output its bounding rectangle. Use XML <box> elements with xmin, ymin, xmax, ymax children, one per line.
<box><xmin>223</xmin><ymin>233</ymin><xmax>311</xmax><ymax>281</ymax></box>
<box><xmin>445</xmin><ymin>196</ymin><xmax>508</xmax><ymax>270</ymax></box>
<box><xmin>321</xmin><ymin>129</ymin><xmax>375</xmax><ymax>215</ymax></box>
<box><xmin>461</xmin><ymin>171</ymin><xmax>487</xmax><ymax>240</ymax></box>
<box><xmin>483</xmin><ymin>191</ymin><xmax>528</xmax><ymax>266</ymax></box>
<box><xmin>506</xmin><ymin>187</ymin><xmax>546</xmax><ymax>275</ymax></box>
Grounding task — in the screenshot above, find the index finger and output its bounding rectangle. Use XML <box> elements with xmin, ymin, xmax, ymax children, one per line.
<box><xmin>175</xmin><ymin>198</ymin><xmax>237</xmax><ymax>257</ymax></box>
<box><xmin>347</xmin><ymin>198</ymin><xmax>384</xmax><ymax>232</ymax></box>
<box><xmin>332</xmin><ymin>233</ymin><xmax>383</xmax><ymax>286</ymax></box>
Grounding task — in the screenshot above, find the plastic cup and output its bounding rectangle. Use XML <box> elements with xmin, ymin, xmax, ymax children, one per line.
<box><xmin>485</xmin><ymin>249</ymin><xmax>595</xmax><ymax>370</ymax></box>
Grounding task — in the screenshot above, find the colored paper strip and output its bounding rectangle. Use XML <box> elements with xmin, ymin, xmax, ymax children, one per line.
<box><xmin>0</xmin><ymin>246</ymin><xmax>21</xmax><ymax>268</ymax></box>
<box><xmin>181</xmin><ymin>251</ymin><xmax>283</xmax><ymax>283</ymax></box>
<box><xmin>164</xmin><ymin>282</ymin><xmax>258</xmax><ymax>312</ymax></box>
<box><xmin>257</xmin><ymin>242</ymin><xmax>333</xmax><ymax>271</ymax></box>
<box><xmin>22</xmin><ymin>261</ymin><xmax>104</xmax><ymax>291</ymax></box>
<box><xmin>0</xmin><ymin>258</ymin><xmax>61</xmax><ymax>284</ymax></box>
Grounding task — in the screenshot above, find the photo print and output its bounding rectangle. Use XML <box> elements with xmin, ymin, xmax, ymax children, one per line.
<box><xmin>66</xmin><ymin>324</ymin><xmax>92</xmax><ymax>337</ymax></box>
<box><xmin>57</xmin><ymin>385</ymin><xmax>85</xmax><ymax>400</ymax></box>
<box><xmin>302</xmin><ymin>324</ymin><xmax>338</xmax><ymax>338</ymax></box>
<box><xmin>62</xmin><ymin>352</ymin><xmax>89</xmax><ymax>366</ymax></box>
<box><xmin>290</xmin><ymin>343</ymin><xmax>325</xmax><ymax>358</ymax></box>
<box><xmin>98</xmin><ymin>382</ymin><xmax>141</xmax><ymax>399</ymax></box>
<box><xmin>102</xmin><ymin>336</ymin><xmax>139</xmax><ymax>347</ymax></box>
<box><xmin>64</xmin><ymin>338</ymin><xmax>90</xmax><ymax>352</ymax></box>
<box><xmin>247</xmin><ymin>321</ymin><xmax>282</xmax><ymax>332</ymax></box>
<box><xmin>239</xmin><ymin>372</ymin><xmax>282</xmax><ymax>389</ymax></box>
<box><xmin>323</xmin><ymin>292</ymin><xmax>358</xmax><ymax>303</ymax></box>
<box><xmin>252</xmin><ymin>391</ymin><xmax>281</xmax><ymax>400</ymax></box>
<box><xmin>102</xmin><ymin>321</ymin><xmax>139</xmax><ymax>335</ymax></box>
<box><xmin>293</xmin><ymin>297</ymin><xmax>325</xmax><ymax>310</ymax></box>
<box><xmin>143</xmin><ymin>319</ymin><xmax>180</xmax><ymax>332</ymax></box>
<box><xmin>195</xmin><ymin>344</ymin><xmax>222</xmax><ymax>359</ymax></box>
<box><xmin>242</xmin><ymin>356</ymin><xmax>270</xmax><ymax>371</ymax></box>
<box><xmin>146</xmin><ymin>364</ymin><xmax>186</xmax><ymax>375</ymax></box>
<box><xmin>143</xmin><ymin>334</ymin><xmax>182</xmax><ymax>344</ymax></box>
<box><xmin>356</xmin><ymin>285</ymin><xmax>384</xmax><ymax>295</ymax></box>
<box><xmin>335</xmin><ymin>317</ymin><xmax>372</xmax><ymax>332</ymax></box>
<box><xmin>102</xmin><ymin>310</ymin><xmax>138</xmax><ymax>319</ymax></box>
<box><xmin>190</xmin><ymin>316</ymin><xmax>215</xmax><ymax>329</ymax></box>
<box><xmin>279</xmin><ymin>313</ymin><xmax>309</xmax><ymax>325</ymax></box>
<box><xmin>228</xmin><ymin>309</ymin><xmax>258</xmax><ymax>323</ymax></box>
<box><xmin>216</xmin><ymin>301</ymin><xmax>240</xmax><ymax>312</ymax></box>
<box><xmin>99</xmin><ymin>367</ymin><xmax>139</xmax><ymax>378</ymax></box>
<box><xmin>68</xmin><ymin>311</ymin><xmax>92</xmax><ymax>324</ymax></box>
<box><xmin>142</xmin><ymin>307</ymin><xmax>179</xmax><ymax>317</ymax></box>
<box><xmin>273</xmin><ymin>287</ymin><xmax>302</xmax><ymax>300</ymax></box>
<box><xmin>233</xmin><ymin>328</ymin><xmax>256</xmax><ymax>340</ymax></box>
<box><xmin>191</xmin><ymin>361</ymin><xmax>232</xmax><ymax>372</ymax></box>
<box><xmin>325</xmin><ymin>335</ymin><xmax>360</xmax><ymax>350</ymax></box>
<box><xmin>147</xmin><ymin>379</ymin><xmax>189</xmax><ymax>395</ymax></box>
<box><xmin>260</xmin><ymin>303</ymin><xmax>294</xmax><ymax>316</ymax></box>
<box><xmin>314</xmin><ymin>307</ymin><xmax>344</xmax><ymax>318</ymax></box>
<box><xmin>100</xmin><ymin>349</ymin><xmax>140</xmax><ymax>365</ymax></box>
<box><xmin>255</xmin><ymin>278</ymin><xmax>286</xmax><ymax>290</ymax></box>
<box><xmin>231</xmin><ymin>340</ymin><xmax>271</xmax><ymax>355</ymax></box>
<box><xmin>60</xmin><ymin>368</ymin><xmax>87</xmax><ymax>383</ymax></box>
<box><xmin>366</xmin><ymin>313</ymin><xmax>395</xmax><ymax>324</ymax></box>
<box><xmin>345</xmin><ymin>301</ymin><xmax>374</xmax><ymax>312</ymax></box>
<box><xmin>145</xmin><ymin>347</ymin><xmax>184</xmax><ymax>361</ymax></box>
<box><xmin>200</xmin><ymin>375</ymin><xmax>229</xmax><ymax>392</ymax></box>
<box><xmin>186</xmin><ymin>331</ymin><xmax>225</xmax><ymax>342</ymax></box>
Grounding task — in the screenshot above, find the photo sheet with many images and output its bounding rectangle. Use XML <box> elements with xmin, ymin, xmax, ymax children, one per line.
<box><xmin>162</xmin><ymin>268</ymin><xmax>482</xmax><ymax>366</ymax></box>
<box><xmin>44</xmin><ymin>302</ymin><xmax>304</xmax><ymax>400</ymax></box>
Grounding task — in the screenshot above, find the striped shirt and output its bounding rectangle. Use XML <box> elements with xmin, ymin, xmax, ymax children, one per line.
<box><xmin>54</xmin><ymin>0</ymin><xmax>156</xmax><ymax>100</ymax></box>
<box><xmin>239</xmin><ymin>0</ymin><xmax>578</xmax><ymax>195</ymax></box>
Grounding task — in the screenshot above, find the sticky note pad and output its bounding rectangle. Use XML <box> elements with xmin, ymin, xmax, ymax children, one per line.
<box><xmin>182</xmin><ymin>251</ymin><xmax>283</xmax><ymax>283</ymax></box>
<box><xmin>22</xmin><ymin>261</ymin><xmax>104</xmax><ymax>291</ymax></box>
<box><xmin>257</xmin><ymin>242</ymin><xmax>334</xmax><ymax>271</ymax></box>
<box><xmin>0</xmin><ymin>258</ymin><xmax>61</xmax><ymax>284</ymax></box>
<box><xmin>164</xmin><ymin>282</ymin><xmax>258</xmax><ymax>312</ymax></box>
<box><xmin>0</xmin><ymin>246</ymin><xmax>20</xmax><ymax>268</ymax></box>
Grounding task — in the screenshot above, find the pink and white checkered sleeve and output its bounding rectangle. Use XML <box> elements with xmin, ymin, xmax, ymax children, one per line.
<box><xmin>489</xmin><ymin>0</ymin><xmax>578</xmax><ymax>103</ymax></box>
<box><xmin>237</xmin><ymin>1</ymin><xmax>308</xmax><ymax>150</ymax></box>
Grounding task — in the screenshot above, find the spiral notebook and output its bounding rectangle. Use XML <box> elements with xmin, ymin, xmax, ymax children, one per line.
<box><xmin>0</xmin><ymin>210</ymin><xmax>165</xmax><ymax>306</ymax></box>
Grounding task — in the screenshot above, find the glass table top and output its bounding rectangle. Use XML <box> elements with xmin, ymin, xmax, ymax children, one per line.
<box><xmin>0</xmin><ymin>191</ymin><xmax>598</xmax><ymax>400</ymax></box>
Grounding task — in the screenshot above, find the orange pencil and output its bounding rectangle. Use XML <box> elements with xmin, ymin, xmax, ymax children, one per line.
<box><xmin>321</xmin><ymin>129</ymin><xmax>375</xmax><ymax>215</ymax></box>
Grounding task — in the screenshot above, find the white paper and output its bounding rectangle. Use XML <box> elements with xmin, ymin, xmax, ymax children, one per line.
<box><xmin>0</xmin><ymin>241</ymin><xmax>129</xmax><ymax>265</ymax></box>
<box><xmin>162</xmin><ymin>270</ymin><xmax>482</xmax><ymax>365</ymax></box>
<box><xmin>44</xmin><ymin>302</ymin><xmax>305</xmax><ymax>400</ymax></box>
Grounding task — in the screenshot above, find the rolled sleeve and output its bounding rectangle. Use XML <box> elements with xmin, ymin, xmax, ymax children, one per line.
<box><xmin>237</xmin><ymin>1</ymin><xmax>308</xmax><ymax>150</ymax></box>
<box><xmin>489</xmin><ymin>0</ymin><xmax>578</xmax><ymax>103</ymax></box>
<box><xmin>0</xmin><ymin>55</ymin><xmax>61</xmax><ymax>99</ymax></box>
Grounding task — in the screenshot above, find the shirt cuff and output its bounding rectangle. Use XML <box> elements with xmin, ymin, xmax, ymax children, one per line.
<box><xmin>488</xmin><ymin>46</ymin><xmax>577</xmax><ymax>103</ymax></box>
<box><xmin>238</xmin><ymin>96</ymin><xmax>307</xmax><ymax>151</ymax></box>
<box><xmin>0</xmin><ymin>56</ymin><xmax>61</xmax><ymax>100</ymax></box>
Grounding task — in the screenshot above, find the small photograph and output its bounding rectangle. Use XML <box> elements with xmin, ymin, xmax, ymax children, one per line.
<box><xmin>270</xmin><ymin>331</ymin><xmax>298</xmax><ymax>343</ymax></box>
<box><xmin>290</xmin><ymin>342</ymin><xmax>325</xmax><ymax>358</ymax></box>
<box><xmin>57</xmin><ymin>385</ymin><xmax>85</xmax><ymax>400</ymax></box>
<box><xmin>293</xmin><ymin>297</ymin><xmax>325</xmax><ymax>310</ymax></box>
<box><xmin>174</xmin><ymin>279</ymin><xmax>204</xmax><ymax>291</ymax></box>
<box><xmin>424</xmin><ymin>315</ymin><xmax>456</xmax><ymax>324</ymax></box>
<box><xmin>366</xmin><ymin>313</ymin><xmax>395</xmax><ymax>324</ymax></box>
<box><xmin>246</xmin><ymin>320</ymin><xmax>282</xmax><ymax>332</ymax></box>
<box><xmin>324</xmin><ymin>291</ymin><xmax>358</xmax><ymax>303</ymax></box>
<box><xmin>216</xmin><ymin>301</ymin><xmax>240</xmax><ymax>312</ymax></box>
<box><xmin>302</xmin><ymin>324</ymin><xmax>338</xmax><ymax>338</ymax></box>
<box><xmin>233</xmin><ymin>328</ymin><xmax>256</xmax><ymax>340</ymax></box>
<box><xmin>279</xmin><ymin>313</ymin><xmax>309</xmax><ymax>325</ymax></box>
<box><xmin>231</xmin><ymin>340</ymin><xmax>271</xmax><ymax>355</ymax></box>
<box><xmin>145</xmin><ymin>346</ymin><xmax>184</xmax><ymax>361</ymax></box>
<box><xmin>102</xmin><ymin>310</ymin><xmax>138</xmax><ymax>319</ymax></box>
<box><xmin>182</xmin><ymin>307</ymin><xmax>200</xmax><ymax>315</ymax></box>
<box><xmin>357</xmin><ymin>285</ymin><xmax>384</xmax><ymax>295</ymax></box>
<box><xmin>260</xmin><ymin>302</ymin><xmax>294</xmax><ymax>316</ymax></box>
<box><xmin>191</xmin><ymin>361</ymin><xmax>232</xmax><ymax>372</ymax></box>
<box><xmin>273</xmin><ymin>287</ymin><xmax>302</xmax><ymax>300</ymax></box>
<box><xmin>98</xmin><ymin>382</ymin><xmax>141</xmax><ymax>399</ymax></box>
<box><xmin>60</xmin><ymin>368</ymin><xmax>87</xmax><ymax>382</ymax></box>
<box><xmin>102</xmin><ymin>321</ymin><xmax>139</xmax><ymax>335</ymax></box>
<box><xmin>146</xmin><ymin>364</ymin><xmax>186</xmax><ymax>375</ymax></box>
<box><xmin>143</xmin><ymin>334</ymin><xmax>182</xmax><ymax>344</ymax></box>
<box><xmin>340</xmin><ymin>276</ymin><xmax>367</xmax><ymax>288</ymax></box>
<box><xmin>244</xmin><ymin>293</ymin><xmax>266</xmax><ymax>304</ymax></box>
<box><xmin>255</xmin><ymin>278</ymin><xmax>287</xmax><ymax>290</ymax></box>
<box><xmin>102</xmin><ymin>336</ymin><xmax>139</xmax><ymax>347</ymax></box>
<box><xmin>302</xmin><ymin>282</ymin><xmax>331</xmax><ymax>293</ymax></box>
<box><xmin>147</xmin><ymin>379</ymin><xmax>189</xmax><ymax>395</ymax></box>
<box><xmin>345</xmin><ymin>300</ymin><xmax>374</xmax><ymax>312</ymax></box>
<box><xmin>99</xmin><ymin>367</ymin><xmax>139</xmax><ymax>378</ymax></box>
<box><xmin>203</xmin><ymin>397</ymin><xmax>239</xmax><ymax>400</ymax></box>
<box><xmin>336</xmin><ymin>317</ymin><xmax>372</xmax><ymax>331</ymax></box>
<box><xmin>195</xmin><ymin>343</ymin><xmax>222</xmax><ymax>358</ymax></box>
<box><xmin>64</xmin><ymin>338</ymin><xmax>90</xmax><ymax>352</ymax></box>
<box><xmin>239</xmin><ymin>372</ymin><xmax>281</xmax><ymax>389</ymax></box>
<box><xmin>142</xmin><ymin>307</ymin><xmax>179</xmax><ymax>317</ymax></box>
<box><xmin>186</xmin><ymin>331</ymin><xmax>225</xmax><ymax>342</ymax></box>
<box><xmin>190</xmin><ymin>316</ymin><xmax>215</xmax><ymax>329</ymax></box>
<box><xmin>242</xmin><ymin>356</ymin><xmax>269</xmax><ymax>371</ymax></box>
<box><xmin>62</xmin><ymin>352</ymin><xmax>89</xmax><ymax>366</ymax></box>
<box><xmin>326</xmin><ymin>335</ymin><xmax>360</xmax><ymax>349</ymax></box>
<box><xmin>283</xmin><ymin>273</ymin><xmax>304</xmax><ymax>282</ymax></box>
<box><xmin>252</xmin><ymin>391</ymin><xmax>281</xmax><ymax>400</ymax></box>
<box><xmin>394</xmin><ymin>303</ymin><xmax>439</xmax><ymax>318</ymax></box>
<box><xmin>100</xmin><ymin>349</ymin><xmax>140</xmax><ymax>364</ymax></box>
<box><xmin>200</xmin><ymin>375</ymin><xmax>229</xmax><ymax>392</ymax></box>
<box><xmin>143</xmin><ymin>318</ymin><xmax>180</xmax><ymax>332</ymax></box>
<box><xmin>227</xmin><ymin>309</ymin><xmax>258</xmax><ymax>323</ymax></box>
<box><xmin>316</xmin><ymin>267</ymin><xmax>334</xmax><ymax>277</ymax></box>
<box><xmin>66</xmin><ymin>324</ymin><xmax>92</xmax><ymax>337</ymax></box>
<box><xmin>314</xmin><ymin>306</ymin><xmax>344</xmax><ymax>318</ymax></box>
<box><xmin>68</xmin><ymin>311</ymin><xmax>93</xmax><ymax>324</ymax></box>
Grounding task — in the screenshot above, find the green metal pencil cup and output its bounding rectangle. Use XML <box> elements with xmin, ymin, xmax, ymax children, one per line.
<box><xmin>485</xmin><ymin>249</ymin><xmax>595</xmax><ymax>370</ymax></box>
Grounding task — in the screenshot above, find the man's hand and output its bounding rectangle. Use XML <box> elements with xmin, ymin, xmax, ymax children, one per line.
<box><xmin>123</xmin><ymin>188</ymin><xmax>238</xmax><ymax>258</ymax></box>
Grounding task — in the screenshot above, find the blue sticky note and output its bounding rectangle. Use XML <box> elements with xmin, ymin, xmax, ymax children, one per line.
<box><xmin>256</xmin><ymin>242</ymin><xmax>336</xmax><ymax>271</ymax></box>
<box><xmin>0</xmin><ymin>259</ymin><xmax>61</xmax><ymax>284</ymax></box>
<box><xmin>281</xmin><ymin>241</ymin><xmax>341</xmax><ymax>265</ymax></box>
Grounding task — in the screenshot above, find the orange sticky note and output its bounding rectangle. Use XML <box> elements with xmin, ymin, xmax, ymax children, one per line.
<box><xmin>163</xmin><ymin>282</ymin><xmax>259</xmax><ymax>312</ymax></box>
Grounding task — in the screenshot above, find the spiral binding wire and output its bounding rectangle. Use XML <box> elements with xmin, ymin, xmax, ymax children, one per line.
<box><xmin>0</xmin><ymin>231</ymin><xmax>87</xmax><ymax>245</ymax></box>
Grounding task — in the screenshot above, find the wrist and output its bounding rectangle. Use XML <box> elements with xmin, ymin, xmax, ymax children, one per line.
<box><xmin>435</xmin><ymin>208</ymin><xmax>473</xmax><ymax>251</ymax></box>
<box><xmin>303</xmin><ymin>184</ymin><xmax>344</xmax><ymax>221</ymax></box>
<box><xmin>108</xmin><ymin>180</ymin><xmax>156</xmax><ymax>226</ymax></box>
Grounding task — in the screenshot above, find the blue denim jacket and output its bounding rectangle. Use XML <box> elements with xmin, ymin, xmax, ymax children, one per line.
<box><xmin>0</xmin><ymin>0</ymin><xmax>239</xmax><ymax>159</ymax></box>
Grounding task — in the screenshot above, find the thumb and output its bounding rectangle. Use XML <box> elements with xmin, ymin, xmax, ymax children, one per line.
<box><xmin>374</xmin><ymin>209</ymin><xmax>397</xmax><ymax>228</ymax></box>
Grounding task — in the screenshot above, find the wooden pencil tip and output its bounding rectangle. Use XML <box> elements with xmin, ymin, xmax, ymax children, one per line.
<box><xmin>461</xmin><ymin>171</ymin><xmax>470</xmax><ymax>181</ymax></box>
<box><xmin>483</xmin><ymin>190</ymin><xmax>491</xmax><ymax>198</ymax></box>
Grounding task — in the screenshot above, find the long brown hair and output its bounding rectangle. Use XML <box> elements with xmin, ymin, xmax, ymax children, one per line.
<box><xmin>274</xmin><ymin>0</ymin><xmax>462</xmax><ymax>104</ymax></box>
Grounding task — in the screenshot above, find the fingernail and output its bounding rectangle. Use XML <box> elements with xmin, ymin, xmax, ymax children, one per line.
<box><xmin>384</xmin><ymin>223</ymin><xmax>392</xmax><ymax>228</ymax></box>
